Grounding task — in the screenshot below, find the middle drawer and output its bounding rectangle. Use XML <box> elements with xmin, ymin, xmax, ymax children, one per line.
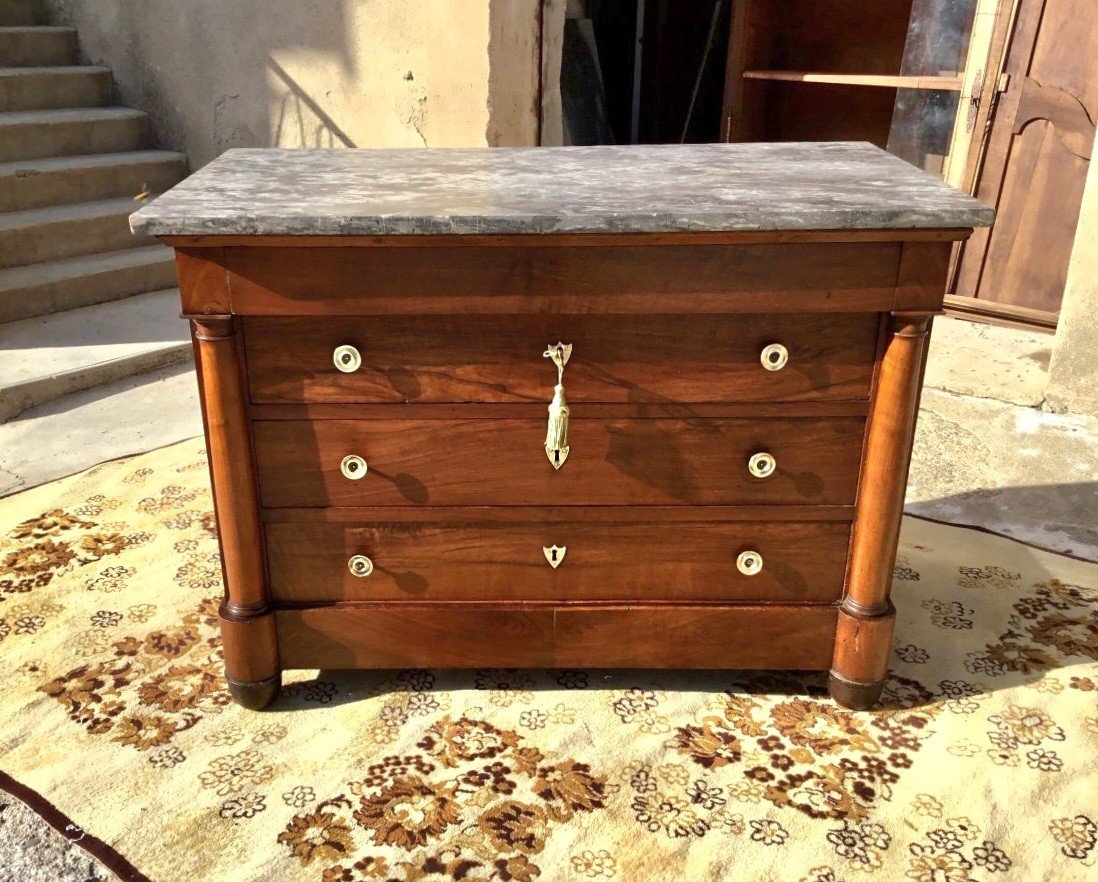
<box><xmin>252</xmin><ymin>417</ymin><xmax>865</xmax><ymax>507</ymax></box>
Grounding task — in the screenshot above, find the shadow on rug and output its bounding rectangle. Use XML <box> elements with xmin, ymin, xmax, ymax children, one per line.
<box><xmin>1</xmin><ymin>439</ymin><xmax>1095</xmax><ymax>882</ymax></box>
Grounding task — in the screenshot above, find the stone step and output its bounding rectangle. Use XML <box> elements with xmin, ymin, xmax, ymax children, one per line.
<box><xmin>0</xmin><ymin>106</ymin><xmax>149</xmax><ymax>162</ymax></box>
<box><xmin>0</xmin><ymin>243</ymin><xmax>177</xmax><ymax>322</ymax></box>
<box><xmin>0</xmin><ymin>26</ymin><xmax>77</xmax><ymax>66</ymax></box>
<box><xmin>0</xmin><ymin>65</ymin><xmax>112</xmax><ymax>111</ymax></box>
<box><xmin>0</xmin><ymin>361</ymin><xmax>202</xmax><ymax>497</ymax></box>
<box><xmin>0</xmin><ymin>196</ymin><xmax>154</xmax><ymax>269</ymax></box>
<box><xmin>0</xmin><ymin>149</ymin><xmax>187</xmax><ymax>211</ymax></box>
<box><xmin>0</xmin><ymin>0</ymin><xmax>48</xmax><ymax>27</ymax></box>
<box><xmin>0</xmin><ymin>288</ymin><xmax>191</xmax><ymax>422</ymax></box>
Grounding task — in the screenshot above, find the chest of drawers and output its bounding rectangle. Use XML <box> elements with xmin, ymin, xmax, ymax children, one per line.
<box><xmin>131</xmin><ymin>143</ymin><xmax>992</xmax><ymax>710</ymax></box>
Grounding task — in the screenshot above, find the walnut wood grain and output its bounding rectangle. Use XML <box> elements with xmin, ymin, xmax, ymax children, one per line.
<box><xmin>831</xmin><ymin>311</ymin><xmax>935</xmax><ymax>701</ymax></box>
<box><xmin>189</xmin><ymin>315</ymin><xmax>279</xmax><ymax>696</ymax></box>
<box><xmin>278</xmin><ymin>605</ymin><xmax>556</xmax><ymax>668</ymax></box>
<box><xmin>165</xmin><ymin>222</ymin><xmax>973</xmax><ymax>711</ymax></box>
<box><xmin>896</xmin><ymin>242</ymin><xmax>953</xmax><ymax>311</ymax></box>
<box><xmin>218</xmin><ymin>613</ymin><xmax>279</xmax><ymax>683</ymax></box>
<box><xmin>248</xmin><ymin>401</ymin><xmax>872</xmax><ymax>420</ymax></box>
<box><xmin>552</xmin><ymin>604</ymin><xmax>838</xmax><ymax>668</ymax></box>
<box><xmin>176</xmin><ymin>248</ymin><xmax>229</xmax><ymax>315</ymax></box>
<box><xmin>224</xmin><ymin>242</ymin><xmax>903</xmax><ymax>315</ymax></box>
<box><xmin>832</xmin><ymin>603</ymin><xmax>895</xmax><ymax>684</ymax></box>
<box><xmin>261</xmin><ymin>506</ymin><xmax>853</xmax><ymax>524</ymax></box>
<box><xmin>252</xmin><ymin>416</ymin><xmax>865</xmax><ymax>508</ymax></box>
<box><xmin>275</xmin><ymin>603</ymin><xmax>838</xmax><ymax>670</ymax></box>
<box><xmin>243</xmin><ymin>313</ymin><xmax>879</xmax><ymax>405</ymax></box>
<box><xmin>265</xmin><ymin>517</ymin><xmax>852</xmax><ymax>604</ymax></box>
<box><xmin>843</xmin><ymin>314</ymin><xmax>932</xmax><ymax>615</ymax></box>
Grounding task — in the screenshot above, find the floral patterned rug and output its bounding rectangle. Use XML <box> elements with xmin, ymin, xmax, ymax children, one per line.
<box><xmin>0</xmin><ymin>438</ymin><xmax>1095</xmax><ymax>882</ymax></box>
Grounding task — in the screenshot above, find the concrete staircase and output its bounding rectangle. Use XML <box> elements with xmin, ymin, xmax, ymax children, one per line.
<box><xmin>0</xmin><ymin>0</ymin><xmax>199</xmax><ymax>494</ymax></box>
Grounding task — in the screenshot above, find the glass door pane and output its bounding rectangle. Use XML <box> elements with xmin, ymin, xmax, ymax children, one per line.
<box><xmin>887</xmin><ymin>0</ymin><xmax>980</xmax><ymax>175</ymax></box>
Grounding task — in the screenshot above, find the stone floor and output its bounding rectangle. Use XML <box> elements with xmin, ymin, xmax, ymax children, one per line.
<box><xmin>1</xmin><ymin>316</ymin><xmax>1095</xmax><ymax>881</ymax></box>
<box><xmin>911</xmin><ymin>316</ymin><xmax>1097</xmax><ymax>560</ymax></box>
<box><xmin>0</xmin><ymin>796</ymin><xmax>111</xmax><ymax>882</ymax></box>
<box><xmin>0</xmin><ymin>359</ymin><xmax>201</xmax><ymax>496</ymax></box>
<box><xmin>909</xmin><ymin>387</ymin><xmax>1098</xmax><ymax>559</ymax></box>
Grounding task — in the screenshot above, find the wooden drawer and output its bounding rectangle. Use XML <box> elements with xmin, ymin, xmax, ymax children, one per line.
<box><xmin>243</xmin><ymin>313</ymin><xmax>880</xmax><ymax>404</ymax></box>
<box><xmin>274</xmin><ymin>603</ymin><xmax>839</xmax><ymax>670</ymax></box>
<box><xmin>252</xmin><ymin>416</ymin><xmax>865</xmax><ymax>507</ymax></box>
<box><xmin>265</xmin><ymin>514</ymin><xmax>852</xmax><ymax>604</ymax></box>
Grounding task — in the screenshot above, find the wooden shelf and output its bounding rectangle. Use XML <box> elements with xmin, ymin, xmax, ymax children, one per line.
<box><xmin>742</xmin><ymin>70</ymin><xmax>963</xmax><ymax>90</ymax></box>
<box><xmin>721</xmin><ymin>1</ymin><xmax>941</xmax><ymax>147</ymax></box>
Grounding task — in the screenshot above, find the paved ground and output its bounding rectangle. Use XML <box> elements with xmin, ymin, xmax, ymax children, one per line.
<box><xmin>911</xmin><ymin>316</ymin><xmax>1097</xmax><ymax>560</ymax></box>
<box><xmin>0</xmin><ymin>359</ymin><xmax>201</xmax><ymax>496</ymax></box>
<box><xmin>1</xmin><ymin>316</ymin><xmax>1095</xmax><ymax>881</ymax></box>
<box><xmin>0</xmin><ymin>796</ymin><xmax>111</xmax><ymax>882</ymax></box>
<box><xmin>909</xmin><ymin>387</ymin><xmax>1098</xmax><ymax>558</ymax></box>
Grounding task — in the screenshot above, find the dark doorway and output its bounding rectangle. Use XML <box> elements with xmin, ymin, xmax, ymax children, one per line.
<box><xmin>560</xmin><ymin>0</ymin><xmax>732</xmax><ymax>145</ymax></box>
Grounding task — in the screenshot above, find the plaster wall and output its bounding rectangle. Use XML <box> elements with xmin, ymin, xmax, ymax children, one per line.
<box><xmin>45</xmin><ymin>0</ymin><xmax>541</xmax><ymax>169</ymax></box>
<box><xmin>487</xmin><ymin>0</ymin><xmax>541</xmax><ymax>146</ymax></box>
<box><xmin>1047</xmin><ymin>144</ymin><xmax>1098</xmax><ymax>416</ymax></box>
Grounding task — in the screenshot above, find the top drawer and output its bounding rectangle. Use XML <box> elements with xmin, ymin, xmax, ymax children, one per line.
<box><xmin>212</xmin><ymin>241</ymin><xmax>905</xmax><ymax>315</ymax></box>
<box><xmin>244</xmin><ymin>313</ymin><xmax>879</xmax><ymax>404</ymax></box>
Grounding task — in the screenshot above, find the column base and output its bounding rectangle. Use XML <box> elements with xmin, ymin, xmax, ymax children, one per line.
<box><xmin>219</xmin><ymin>603</ymin><xmax>279</xmax><ymax>710</ymax></box>
<box><xmin>227</xmin><ymin>673</ymin><xmax>281</xmax><ymax>710</ymax></box>
<box><xmin>828</xmin><ymin>671</ymin><xmax>886</xmax><ymax>710</ymax></box>
<box><xmin>829</xmin><ymin>601</ymin><xmax>894</xmax><ymax>710</ymax></box>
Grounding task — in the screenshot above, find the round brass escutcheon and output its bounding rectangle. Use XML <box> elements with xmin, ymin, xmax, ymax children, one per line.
<box><xmin>736</xmin><ymin>550</ymin><xmax>763</xmax><ymax>576</ymax></box>
<box><xmin>760</xmin><ymin>343</ymin><xmax>789</xmax><ymax>372</ymax></box>
<box><xmin>348</xmin><ymin>554</ymin><xmax>374</xmax><ymax>578</ymax></box>
<box><xmin>748</xmin><ymin>451</ymin><xmax>777</xmax><ymax>479</ymax></box>
<box><xmin>333</xmin><ymin>344</ymin><xmax>362</xmax><ymax>373</ymax></box>
<box><xmin>340</xmin><ymin>454</ymin><xmax>368</xmax><ymax>480</ymax></box>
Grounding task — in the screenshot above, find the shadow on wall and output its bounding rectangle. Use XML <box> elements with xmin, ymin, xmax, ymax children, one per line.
<box><xmin>46</xmin><ymin>0</ymin><xmax>360</xmax><ymax>167</ymax></box>
<box><xmin>48</xmin><ymin>0</ymin><xmax>538</xmax><ymax>166</ymax></box>
<box><xmin>267</xmin><ymin>58</ymin><xmax>356</xmax><ymax>149</ymax></box>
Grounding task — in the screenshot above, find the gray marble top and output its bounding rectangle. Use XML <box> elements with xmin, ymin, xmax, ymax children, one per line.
<box><xmin>129</xmin><ymin>142</ymin><xmax>994</xmax><ymax>237</ymax></box>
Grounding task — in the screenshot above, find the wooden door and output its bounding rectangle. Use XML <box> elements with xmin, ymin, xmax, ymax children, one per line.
<box><xmin>953</xmin><ymin>0</ymin><xmax>1097</xmax><ymax>318</ymax></box>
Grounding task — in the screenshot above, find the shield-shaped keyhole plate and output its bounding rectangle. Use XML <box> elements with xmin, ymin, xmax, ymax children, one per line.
<box><xmin>548</xmin><ymin>445</ymin><xmax>570</xmax><ymax>470</ymax></box>
<box><xmin>543</xmin><ymin>545</ymin><xmax>567</xmax><ymax>569</ymax></box>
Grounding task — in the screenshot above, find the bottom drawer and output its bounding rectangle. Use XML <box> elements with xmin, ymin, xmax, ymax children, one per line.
<box><xmin>265</xmin><ymin>515</ymin><xmax>852</xmax><ymax>604</ymax></box>
<box><xmin>275</xmin><ymin>603</ymin><xmax>838</xmax><ymax>670</ymax></box>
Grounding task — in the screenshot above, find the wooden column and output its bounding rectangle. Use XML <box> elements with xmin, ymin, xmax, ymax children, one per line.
<box><xmin>190</xmin><ymin>315</ymin><xmax>280</xmax><ymax>709</ymax></box>
<box><xmin>830</xmin><ymin>312</ymin><xmax>932</xmax><ymax>709</ymax></box>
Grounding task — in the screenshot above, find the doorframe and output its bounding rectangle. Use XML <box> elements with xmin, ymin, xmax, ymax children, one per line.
<box><xmin>944</xmin><ymin>0</ymin><xmax>1069</xmax><ymax>329</ymax></box>
<box><xmin>942</xmin><ymin>293</ymin><xmax>1059</xmax><ymax>330</ymax></box>
<box><xmin>944</xmin><ymin>0</ymin><xmax>1021</xmax><ymax>192</ymax></box>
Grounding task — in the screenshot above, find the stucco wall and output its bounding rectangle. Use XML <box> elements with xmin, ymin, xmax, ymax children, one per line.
<box><xmin>1046</xmin><ymin>148</ymin><xmax>1098</xmax><ymax>416</ymax></box>
<box><xmin>487</xmin><ymin>0</ymin><xmax>541</xmax><ymax>147</ymax></box>
<box><xmin>45</xmin><ymin>0</ymin><xmax>541</xmax><ymax>169</ymax></box>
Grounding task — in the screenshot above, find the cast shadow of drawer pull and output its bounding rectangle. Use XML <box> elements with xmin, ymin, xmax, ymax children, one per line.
<box><xmin>348</xmin><ymin>554</ymin><xmax>430</xmax><ymax>595</ymax></box>
<box><xmin>355</xmin><ymin>464</ymin><xmax>430</xmax><ymax>504</ymax></box>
